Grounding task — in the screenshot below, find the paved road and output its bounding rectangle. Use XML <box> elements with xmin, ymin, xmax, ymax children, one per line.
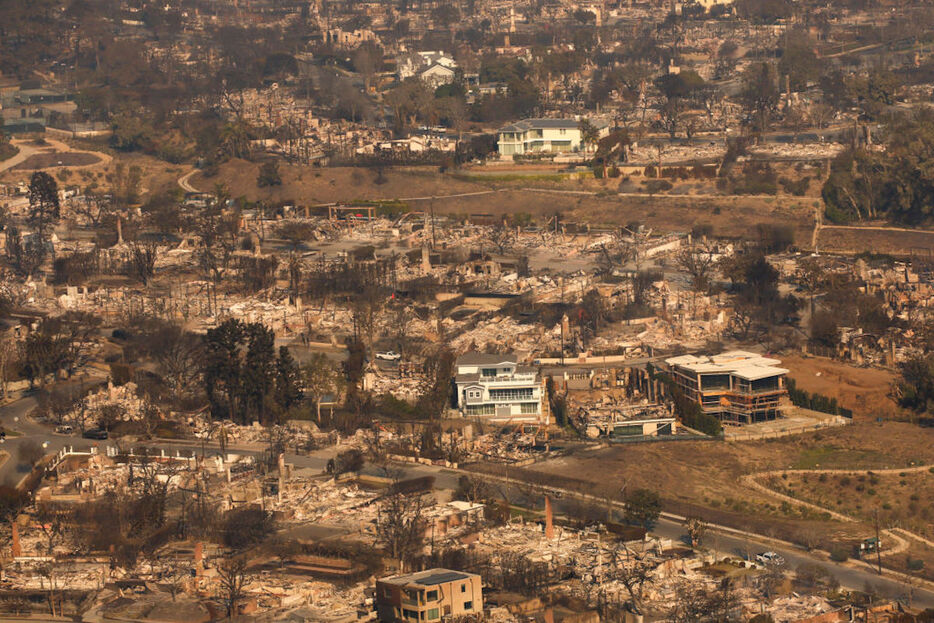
<box><xmin>3</xmin><ymin>394</ymin><xmax>932</xmax><ymax>609</ymax></box>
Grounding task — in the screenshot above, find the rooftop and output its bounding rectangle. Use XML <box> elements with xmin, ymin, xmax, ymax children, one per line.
<box><xmin>455</xmin><ymin>352</ymin><xmax>518</xmax><ymax>366</ymax></box>
<box><xmin>665</xmin><ymin>350</ymin><xmax>788</xmax><ymax>380</ymax></box>
<box><xmin>499</xmin><ymin>118</ymin><xmax>582</xmax><ymax>132</ymax></box>
<box><xmin>380</xmin><ymin>568</ymin><xmax>473</xmax><ymax>587</ymax></box>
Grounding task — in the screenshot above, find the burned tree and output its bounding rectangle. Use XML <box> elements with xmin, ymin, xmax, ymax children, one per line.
<box><xmin>217</xmin><ymin>556</ymin><xmax>250</xmax><ymax>618</ymax></box>
<box><xmin>376</xmin><ymin>490</ymin><xmax>429</xmax><ymax>572</ymax></box>
<box><xmin>128</xmin><ymin>240</ymin><xmax>159</xmax><ymax>286</ymax></box>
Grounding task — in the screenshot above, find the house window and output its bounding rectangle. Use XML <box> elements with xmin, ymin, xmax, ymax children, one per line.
<box><xmin>427</xmin><ymin>608</ymin><xmax>440</xmax><ymax>620</ymax></box>
<box><xmin>466</xmin><ymin>404</ymin><xmax>495</xmax><ymax>416</ymax></box>
<box><xmin>520</xmin><ymin>402</ymin><xmax>539</xmax><ymax>414</ymax></box>
<box><xmin>461</xmin><ymin>584</ymin><xmax>467</xmax><ymax>593</ymax></box>
<box><xmin>481</xmin><ymin>368</ymin><xmax>497</xmax><ymax>377</ymax></box>
<box><xmin>426</xmin><ymin>590</ymin><xmax>438</xmax><ymax>602</ymax></box>
<box><xmin>383</xmin><ymin>586</ymin><xmax>392</xmax><ymax>598</ymax></box>
<box><xmin>403</xmin><ymin>609</ymin><xmax>418</xmax><ymax>620</ymax></box>
<box><xmin>489</xmin><ymin>388</ymin><xmax>534</xmax><ymax>401</ymax></box>
<box><xmin>464</xmin><ymin>601</ymin><xmax>473</xmax><ymax>611</ymax></box>
<box><xmin>559</xmin><ymin>128</ymin><xmax>566</xmax><ymax>135</ymax></box>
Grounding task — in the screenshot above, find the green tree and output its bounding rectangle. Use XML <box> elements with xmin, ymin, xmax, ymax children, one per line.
<box><xmin>204</xmin><ymin>319</ymin><xmax>247</xmax><ymax>421</ymax></box>
<box><xmin>625</xmin><ymin>488</ymin><xmax>662</xmax><ymax>533</ymax></box>
<box><xmin>778</xmin><ymin>32</ymin><xmax>821</xmax><ymax>92</ymax></box>
<box><xmin>654</xmin><ymin>71</ymin><xmax>706</xmax><ymax>138</ymax></box>
<box><xmin>302</xmin><ymin>352</ymin><xmax>343</xmax><ymax>423</ymax></box>
<box><xmin>896</xmin><ymin>353</ymin><xmax>934</xmax><ymax>415</ymax></box>
<box><xmin>849</xmin><ymin>69</ymin><xmax>899</xmax><ymax>120</ymax></box>
<box><xmin>27</xmin><ymin>171</ymin><xmax>60</xmax><ymax>240</ymax></box>
<box><xmin>257</xmin><ymin>160</ymin><xmax>282</xmax><ymax>187</ymax></box>
<box><xmin>242</xmin><ymin>323</ymin><xmax>276</xmax><ymax>423</ymax></box>
<box><xmin>274</xmin><ymin>346</ymin><xmax>303</xmax><ymax>414</ymax></box>
<box><xmin>578</xmin><ymin>118</ymin><xmax>600</xmax><ymax>152</ymax></box>
<box><xmin>822</xmin><ymin>109</ymin><xmax>934</xmax><ymax>225</ymax></box>
<box><xmin>740</xmin><ymin>63</ymin><xmax>780</xmax><ymax>136</ymax></box>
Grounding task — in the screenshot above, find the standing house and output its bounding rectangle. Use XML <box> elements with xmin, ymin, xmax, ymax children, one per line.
<box><xmin>419</xmin><ymin>63</ymin><xmax>456</xmax><ymax>88</ymax></box>
<box><xmin>376</xmin><ymin>569</ymin><xmax>482</xmax><ymax>623</ymax></box>
<box><xmin>664</xmin><ymin>351</ymin><xmax>788</xmax><ymax>424</ymax></box>
<box><xmin>453</xmin><ymin>353</ymin><xmax>545</xmax><ymax>423</ymax></box>
<box><xmin>497</xmin><ymin>118</ymin><xmax>606</xmax><ymax>156</ymax></box>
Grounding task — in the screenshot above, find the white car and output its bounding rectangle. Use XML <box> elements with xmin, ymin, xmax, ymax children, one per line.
<box><xmin>375</xmin><ymin>351</ymin><xmax>401</xmax><ymax>361</ymax></box>
<box><xmin>756</xmin><ymin>551</ymin><xmax>785</xmax><ymax>566</ymax></box>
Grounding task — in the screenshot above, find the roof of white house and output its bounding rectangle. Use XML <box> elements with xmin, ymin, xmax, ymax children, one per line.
<box><xmin>665</xmin><ymin>351</ymin><xmax>787</xmax><ymax>379</ymax></box>
<box><xmin>499</xmin><ymin>118</ymin><xmax>610</xmax><ymax>133</ymax></box>
<box><xmin>456</xmin><ymin>352</ymin><xmax>518</xmax><ymax>366</ymax></box>
<box><xmin>420</xmin><ymin>63</ymin><xmax>455</xmax><ymax>76</ymax></box>
<box><xmin>498</xmin><ymin>118</ymin><xmax>582</xmax><ymax>132</ymax></box>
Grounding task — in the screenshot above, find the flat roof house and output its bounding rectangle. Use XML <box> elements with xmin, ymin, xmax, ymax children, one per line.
<box><xmin>454</xmin><ymin>352</ymin><xmax>545</xmax><ymax>423</ymax></box>
<box><xmin>376</xmin><ymin>568</ymin><xmax>482</xmax><ymax>623</ymax></box>
<box><xmin>664</xmin><ymin>350</ymin><xmax>788</xmax><ymax>424</ymax></box>
<box><xmin>497</xmin><ymin>118</ymin><xmax>605</xmax><ymax>156</ymax></box>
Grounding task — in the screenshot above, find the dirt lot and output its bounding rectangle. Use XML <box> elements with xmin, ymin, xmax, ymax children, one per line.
<box><xmin>520</xmin><ymin>419</ymin><xmax>934</xmax><ymax>549</ymax></box>
<box><xmin>782</xmin><ymin>355</ymin><xmax>899</xmax><ymax>421</ymax></box>
<box><xmin>766</xmin><ymin>470</ymin><xmax>934</xmax><ymax>540</ymax></box>
<box><xmin>818</xmin><ymin>225</ymin><xmax>934</xmax><ymax>258</ymax></box>
<box><xmin>193</xmin><ymin>160</ymin><xmax>488</xmax><ymax>204</ymax></box>
<box><xmin>11</xmin><ymin>152</ymin><xmax>101</xmax><ymax>169</ymax></box>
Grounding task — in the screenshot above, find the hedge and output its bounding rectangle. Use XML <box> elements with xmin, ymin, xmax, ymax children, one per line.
<box><xmin>786</xmin><ymin>377</ymin><xmax>853</xmax><ymax>418</ymax></box>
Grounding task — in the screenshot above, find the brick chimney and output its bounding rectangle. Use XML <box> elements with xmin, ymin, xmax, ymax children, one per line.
<box><xmin>545</xmin><ymin>496</ymin><xmax>554</xmax><ymax>539</ymax></box>
<box><xmin>11</xmin><ymin>522</ymin><xmax>21</xmax><ymax>558</ymax></box>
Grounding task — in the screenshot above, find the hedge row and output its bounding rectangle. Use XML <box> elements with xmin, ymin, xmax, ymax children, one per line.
<box><xmin>786</xmin><ymin>377</ymin><xmax>853</xmax><ymax>418</ymax></box>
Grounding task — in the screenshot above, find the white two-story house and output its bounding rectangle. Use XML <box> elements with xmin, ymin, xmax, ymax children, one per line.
<box><xmin>453</xmin><ymin>353</ymin><xmax>544</xmax><ymax>423</ymax></box>
<box><xmin>497</xmin><ymin>118</ymin><xmax>607</xmax><ymax>156</ymax></box>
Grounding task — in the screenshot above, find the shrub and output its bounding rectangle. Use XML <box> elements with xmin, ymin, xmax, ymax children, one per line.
<box><xmin>829</xmin><ymin>546</ymin><xmax>849</xmax><ymax>562</ymax></box>
<box><xmin>257</xmin><ymin>160</ymin><xmax>282</xmax><ymax>187</ymax></box>
<box><xmin>644</xmin><ymin>179</ymin><xmax>672</xmax><ymax>195</ymax></box>
<box><xmin>223</xmin><ymin>507</ymin><xmax>273</xmax><ymax>548</ymax></box>
<box><xmin>780</xmin><ymin>176</ymin><xmax>811</xmax><ymax>196</ymax></box>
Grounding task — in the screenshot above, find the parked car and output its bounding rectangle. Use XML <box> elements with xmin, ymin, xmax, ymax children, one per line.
<box><xmin>375</xmin><ymin>351</ymin><xmax>401</xmax><ymax>361</ymax></box>
<box><xmin>756</xmin><ymin>551</ymin><xmax>785</xmax><ymax>566</ymax></box>
<box><xmin>55</xmin><ymin>425</ymin><xmax>74</xmax><ymax>434</ymax></box>
<box><xmin>82</xmin><ymin>429</ymin><xmax>108</xmax><ymax>440</ymax></box>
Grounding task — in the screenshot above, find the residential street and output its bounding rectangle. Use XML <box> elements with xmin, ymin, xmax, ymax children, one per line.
<box><xmin>2</xmin><ymin>393</ymin><xmax>932</xmax><ymax>609</ymax></box>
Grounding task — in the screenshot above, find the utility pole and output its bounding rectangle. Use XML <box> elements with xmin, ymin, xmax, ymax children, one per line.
<box><xmin>874</xmin><ymin>509</ymin><xmax>883</xmax><ymax>575</ymax></box>
<box><xmin>430</xmin><ymin>195</ymin><xmax>436</xmax><ymax>249</ymax></box>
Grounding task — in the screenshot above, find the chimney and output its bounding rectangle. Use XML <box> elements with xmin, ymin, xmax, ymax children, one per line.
<box><xmin>116</xmin><ymin>214</ymin><xmax>123</xmax><ymax>245</ymax></box>
<box><xmin>194</xmin><ymin>541</ymin><xmax>204</xmax><ymax>575</ymax></box>
<box><xmin>421</xmin><ymin>246</ymin><xmax>431</xmax><ymax>274</ymax></box>
<box><xmin>11</xmin><ymin>522</ymin><xmax>21</xmax><ymax>558</ymax></box>
<box><xmin>278</xmin><ymin>453</ymin><xmax>286</xmax><ymax>503</ymax></box>
<box><xmin>544</xmin><ymin>496</ymin><xmax>554</xmax><ymax>539</ymax></box>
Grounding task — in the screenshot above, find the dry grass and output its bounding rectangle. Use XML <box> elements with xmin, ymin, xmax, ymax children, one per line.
<box><xmin>11</xmin><ymin>152</ymin><xmax>101</xmax><ymax>169</ymax></box>
<box><xmin>193</xmin><ymin>160</ymin><xmax>487</xmax><ymax>204</ymax></box>
<box><xmin>767</xmin><ymin>470</ymin><xmax>934</xmax><ymax>540</ymax></box>
<box><xmin>525</xmin><ymin>420</ymin><xmax>934</xmax><ymax>547</ymax></box>
<box><xmin>783</xmin><ymin>355</ymin><xmax>899</xmax><ymax>421</ymax></box>
<box><xmin>818</xmin><ymin>226</ymin><xmax>934</xmax><ymax>257</ymax></box>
